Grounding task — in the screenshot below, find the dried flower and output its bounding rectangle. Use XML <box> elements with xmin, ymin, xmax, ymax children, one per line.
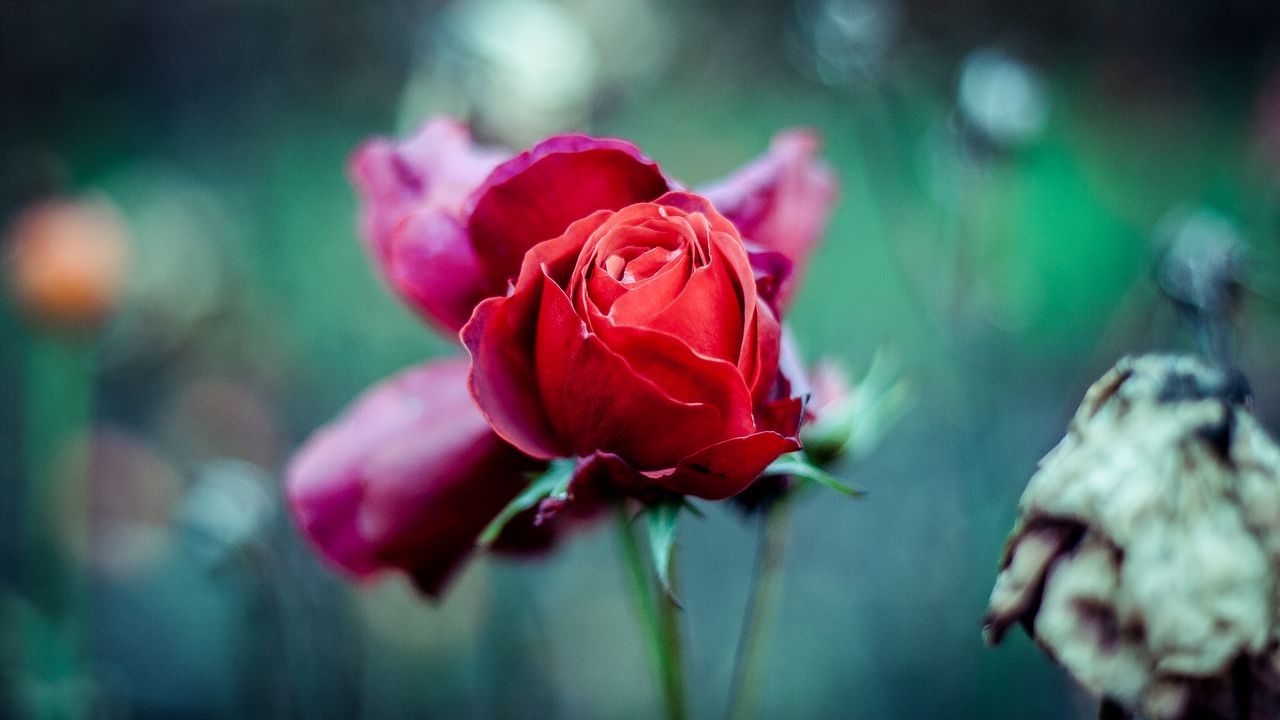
<box><xmin>985</xmin><ymin>354</ymin><xmax>1280</xmax><ymax>720</ymax></box>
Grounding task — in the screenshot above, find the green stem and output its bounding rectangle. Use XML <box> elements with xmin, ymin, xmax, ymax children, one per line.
<box><xmin>615</xmin><ymin>502</ymin><xmax>686</xmax><ymax>720</ymax></box>
<box><xmin>726</xmin><ymin>498</ymin><xmax>792</xmax><ymax>720</ymax></box>
<box><xmin>21</xmin><ymin>332</ymin><xmax>95</xmax><ymax>718</ymax></box>
<box><xmin>657</xmin><ymin>546</ymin><xmax>685</xmax><ymax>720</ymax></box>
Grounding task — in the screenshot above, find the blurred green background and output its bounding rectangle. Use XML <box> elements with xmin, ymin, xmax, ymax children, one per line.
<box><xmin>5</xmin><ymin>0</ymin><xmax>1280</xmax><ymax>717</ymax></box>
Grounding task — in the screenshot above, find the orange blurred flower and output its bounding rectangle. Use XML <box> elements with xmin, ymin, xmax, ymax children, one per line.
<box><xmin>6</xmin><ymin>198</ymin><xmax>130</xmax><ymax>329</ymax></box>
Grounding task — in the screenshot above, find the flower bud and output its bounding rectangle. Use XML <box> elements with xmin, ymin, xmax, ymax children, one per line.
<box><xmin>800</xmin><ymin>351</ymin><xmax>910</xmax><ymax>466</ymax></box>
<box><xmin>985</xmin><ymin>354</ymin><xmax>1280</xmax><ymax>720</ymax></box>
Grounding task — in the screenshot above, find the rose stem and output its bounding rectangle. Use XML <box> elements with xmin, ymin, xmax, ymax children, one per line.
<box><xmin>725</xmin><ymin>496</ymin><xmax>792</xmax><ymax>720</ymax></box>
<box><xmin>615</xmin><ymin>501</ymin><xmax>687</xmax><ymax>720</ymax></box>
<box><xmin>657</xmin><ymin>545</ymin><xmax>686</xmax><ymax>720</ymax></box>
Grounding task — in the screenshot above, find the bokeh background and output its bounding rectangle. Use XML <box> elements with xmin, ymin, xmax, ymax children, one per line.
<box><xmin>5</xmin><ymin>0</ymin><xmax>1280</xmax><ymax>717</ymax></box>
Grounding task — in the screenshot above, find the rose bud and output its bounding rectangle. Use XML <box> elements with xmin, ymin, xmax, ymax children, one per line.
<box><xmin>6</xmin><ymin>198</ymin><xmax>130</xmax><ymax>329</ymax></box>
<box><xmin>701</xmin><ymin>129</ymin><xmax>837</xmax><ymax>308</ymax></box>
<box><xmin>285</xmin><ymin>357</ymin><xmax>547</xmax><ymax>597</ymax></box>
<box><xmin>984</xmin><ymin>354</ymin><xmax>1280</xmax><ymax>720</ymax></box>
<box><xmin>801</xmin><ymin>353</ymin><xmax>911</xmax><ymax>466</ymax></box>
<box><xmin>464</xmin><ymin>192</ymin><xmax>804</xmax><ymax>500</ymax></box>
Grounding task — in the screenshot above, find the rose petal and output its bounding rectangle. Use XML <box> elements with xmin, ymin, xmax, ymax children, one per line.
<box><xmin>756</xmin><ymin>395</ymin><xmax>805</xmax><ymax>438</ymax></box>
<box><xmin>386</xmin><ymin>210</ymin><xmax>498</xmax><ymax>333</ymax></box>
<box><xmin>467</xmin><ymin>135</ymin><xmax>670</xmax><ymax>286</ymax></box>
<box><xmin>462</xmin><ymin>222</ymin><xmax>596</xmax><ymax>460</ymax></box>
<box><xmin>707</xmin><ymin>227</ymin><xmax>782</xmax><ymax>402</ymax></box>
<box><xmin>595</xmin><ymin>224</ymin><xmax>684</xmax><ymax>259</ymax></box>
<box><xmin>358</xmin><ymin>399</ymin><xmax>540</xmax><ymax>595</ymax></box>
<box><xmin>285</xmin><ymin>358</ymin><xmax>542</xmax><ymax>596</ymax></box>
<box><xmin>589</xmin><ymin>315</ymin><xmax>756</xmax><ymax>439</ymax></box>
<box><xmin>534</xmin><ymin>274</ymin><xmax>729</xmax><ymax>469</ymax></box>
<box><xmin>744</xmin><ymin>245</ymin><xmax>794</xmax><ymax>314</ymax></box>
<box><xmin>601</xmin><ymin>251</ymin><xmax>693</xmax><ymax>327</ymax></box>
<box><xmin>643</xmin><ymin>431</ymin><xmax>803</xmax><ymax>500</ymax></box>
<box><xmin>746</xmin><ymin>300</ymin><xmax>783</xmax><ymax>403</ymax></box>
<box><xmin>350</xmin><ymin>117</ymin><xmax>509</xmax><ymax>331</ymax></box>
<box><xmin>650</xmin><ymin>192</ymin><xmax>735</xmax><ymax>232</ymax></box>
<box><xmin>776</xmin><ymin>326</ymin><xmax>814</xmax><ymax>407</ymax></box>
<box><xmin>596</xmin><ymin>194</ymin><xmax>756</xmax><ymax>364</ymax></box>
<box><xmin>699</xmin><ymin>130</ymin><xmax>837</xmax><ymax>307</ymax></box>
<box><xmin>620</xmin><ymin>246</ymin><xmax>681</xmax><ymax>281</ymax></box>
<box><xmin>641</xmin><ymin>247</ymin><xmax>744</xmax><ymax>362</ymax></box>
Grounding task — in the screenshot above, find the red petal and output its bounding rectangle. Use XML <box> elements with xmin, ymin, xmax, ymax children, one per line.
<box><xmin>604</xmin><ymin>252</ymin><xmax>692</xmax><ymax>326</ymax></box>
<box><xmin>699</xmin><ymin>130</ymin><xmax>837</xmax><ymax>308</ymax></box>
<box><xmin>650</xmin><ymin>192</ymin><xmax>740</xmax><ymax>235</ymax></box>
<box><xmin>533</xmin><ymin>274</ymin><xmax>729</xmax><ymax>470</ymax></box>
<box><xmin>744</xmin><ymin>246</ymin><xmax>795</xmax><ymax>315</ymax></box>
<box><xmin>776</xmin><ymin>325</ymin><xmax>814</xmax><ymax>406</ymax></box>
<box><xmin>706</xmin><ymin>224</ymin><xmax>781</xmax><ymax>402</ymax></box>
<box><xmin>589</xmin><ymin>315</ymin><xmax>756</xmax><ymax>438</ymax></box>
<box><xmin>756</xmin><ymin>395</ymin><xmax>805</xmax><ymax>438</ymax></box>
<box><xmin>467</xmin><ymin>135</ymin><xmax>670</xmax><ymax>286</ymax></box>
<box><xmin>461</xmin><ymin>223</ymin><xmax>598</xmax><ymax>460</ymax></box>
<box><xmin>643</xmin><ymin>431</ymin><xmax>802</xmax><ymax>500</ymax></box>
<box><xmin>358</xmin><ymin>390</ymin><xmax>541</xmax><ymax>596</ymax></box>
<box><xmin>641</xmin><ymin>248</ymin><xmax>744</xmax><ymax>363</ymax></box>
<box><xmin>746</xmin><ymin>300</ymin><xmax>783</xmax><ymax>403</ymax></box>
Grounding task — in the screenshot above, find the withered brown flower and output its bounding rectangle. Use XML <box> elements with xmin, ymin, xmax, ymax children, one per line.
<box><xmin>985</xmin><ymin>354</ymin><xmax>1280</xmax><ymax>720</ymax></box>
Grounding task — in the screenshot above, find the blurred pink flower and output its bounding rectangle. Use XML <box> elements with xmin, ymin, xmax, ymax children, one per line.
<box><xmin>350</xmin><ymin>118</ymin><xmax>509</xmax><ymax>334</ymax></box>
<box><xmin>285</xmin><ymin>357</ymin><xmax>545</xmax><ymax>596</ymax></box>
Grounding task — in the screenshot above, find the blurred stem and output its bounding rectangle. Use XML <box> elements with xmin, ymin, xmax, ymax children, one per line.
<box><xmin>725</xmin><ymin>497</ymin><xmax>792</xmax><ymax>720</ymax></box>
<box><xmin>615</xmin><ymin>502</ymin><xmax>686</xmax><ymax>720</ymax></box>
<box><xmin>22</xmin><ymin>332</ymin><xmax>94</xmax><ymax>712</ymax></box>
<box><xmin>481</xmin><ymin>565</ymin><xmax>556</xmax><ymax>720</ymax></box>
<box><xmin>23</xmin><ymin>334</ymin><xmax>93</xmax><ymax>612</ymax></box>
<box><xmin>1193</xmin><ymin>312</ymin><xmax>1234</xmax><ymax>369</ymax></box>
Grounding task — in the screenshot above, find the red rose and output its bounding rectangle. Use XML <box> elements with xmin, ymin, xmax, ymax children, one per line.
<box><xmin>291</xmin><ymin>121</ymin><xmax>837</xmax><ymax>592</ymax></box>
<box><xmin>284</xmin><ymin>358</ymin><xmax>547</xmax><ymax>596</ymax></box>
<box><xmin>464</xmin><ymin>192</ymin><xmax>803</xmax><ymax>500</ymax></box>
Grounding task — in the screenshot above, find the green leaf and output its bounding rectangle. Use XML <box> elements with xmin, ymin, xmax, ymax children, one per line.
<box><xmin>764</xmin><ymin>454</ymin><xmax>865</xmax><ymax>498</ymax></box>
<box><xmin>645</xmin><ymin>502</ymin><xmax>682</xmax><ymax>600</ymax></box>
<box><xmin>478</xmin><ymin>459</ymin><xmax>575</xmax><ymax>547</ymax></box>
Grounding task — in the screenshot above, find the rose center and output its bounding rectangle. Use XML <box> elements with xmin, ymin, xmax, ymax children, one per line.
<box><xmin>599</xmin><ymin>245</ymin><xmax>683</xmax><ymax>287</ymax></box>
<box><xmin>604</xmin><ymin>255</ymin><xmax>625</xmax><ymax>279</ymax></box>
